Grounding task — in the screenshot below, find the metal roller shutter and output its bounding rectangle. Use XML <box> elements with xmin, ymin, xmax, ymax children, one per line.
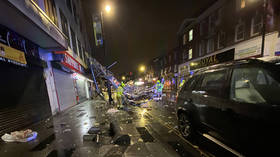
<box><xmin>0</xmin><ymin>62</ymin><xmax>52</xmax><ymax>136</ymax></box>
<box><xmin>76</xmin><ymin>79</ymin><xmax>87</xmax><ymax>103</ymax></box>
<box><xmin>52</xmin><ymin>68</ymin><xmax>76</xmax><ymax>111</ymax></box>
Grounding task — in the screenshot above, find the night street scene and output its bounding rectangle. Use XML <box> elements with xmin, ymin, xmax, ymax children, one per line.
<box><xmin>1</xmin><ymin>0</ymin><xmax>280</xmax><ymax>157</ymax></box>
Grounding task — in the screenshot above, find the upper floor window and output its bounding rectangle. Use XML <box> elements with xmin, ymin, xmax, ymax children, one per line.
<box><xmin>241</xmin><ymin>0</ymin><xmax>246</xmax><ymax>9</ymax></box>
<box><xmin>183</xmin><ymin>50</ymin><xmax>188</xmax><ymax>60</ymax></box>
<box><xmin>207</xmin><ymin>38</ymin><xmax>214</xmax><ymax>53</ymax></box>
<box><xmin>235</xmin><ymin>20</ymin><xmax>245</xmax><ymax>42</ymax></box>
<box><xmin>209</xmin><ymin>13</ymin><xmax>217</xmax><ymax>34</ymax></box>
<box><xmin>73</xmin><ymin>2</ymin><xmax>78</xmax><ymax>23</ymax></box>
<box><xmin>70</xmin><ymin>27</ymin><xmax>77</xmax><ymax>54</ymax></box>
<box><xmin>189</xmin><ymin>49</ymin><xmax>193</xmax><ymax>59</ymax></box>
<box><xmin>60</xmin><ymin>10</ymin><xmax>70</xmax><ymax>45</ymax></box>
<box><xmin>218</xmin><ymin>31</ymin><xmax>226</xmax><ymax>49</ymax></box>
<box><xmin>44</xmin><ymin>0</ymin><xmax>58</xmax><ymax>25</ymax></box>
<box><xmin>183</xmin><ymin>34</ymin><xmax>187</xmax><ymax>45</ymax></box>
<box><xmin>199</xmin><ymin>40</ymin><xmax>206</xmax><ymax>56</ymax></box>
<box><xmin>200</xmin><ymin>20</ymin><xmax>207</xmax><ymax>36</ymax></box>
<box><xmin>251</xmin><ymin>12</ymin><xmax>262</xmax><ymax>36</ymax></box>
<box><xmin>66</xmin><ymin>0</ymin><xmax>72</xmax><ymax>13</ymax></box>
<box><xmin>189</xmin><ymin>29</ymin><xmax>193</xmax><ymax>41</ymax></box>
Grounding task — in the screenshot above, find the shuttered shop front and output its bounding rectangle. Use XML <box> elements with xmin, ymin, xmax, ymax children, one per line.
<box><xmin>0</xmin><ymin>26</ymin><xmax>51</xmax><ymax>135</ymax></box>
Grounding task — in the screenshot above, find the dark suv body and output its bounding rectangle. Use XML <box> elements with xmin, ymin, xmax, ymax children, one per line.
<box><xmin>176</xmin><ymin>58</ymin><xmax>280</xmax><ymax>156</ymax></box>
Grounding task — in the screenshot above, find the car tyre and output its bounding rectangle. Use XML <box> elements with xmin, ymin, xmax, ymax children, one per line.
<box><xmin>178</xmin><ymin>113</ymin><xmax>195</xmax><ymax>140</ymax></box>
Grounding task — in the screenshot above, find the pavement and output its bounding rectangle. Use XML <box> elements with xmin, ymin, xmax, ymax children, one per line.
<box><xmin>0</xmin><ymin>94</ymin><xmax>235</xmax><ymax>157</ymax></box>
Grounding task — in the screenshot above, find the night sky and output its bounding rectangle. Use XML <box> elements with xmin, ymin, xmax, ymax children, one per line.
<box><xmin>84</xmin><ymin>0</ymin><xmax>217</xmax><ymax>75</ymax></box>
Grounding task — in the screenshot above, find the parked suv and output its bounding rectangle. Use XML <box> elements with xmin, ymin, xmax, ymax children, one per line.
<box><xmin>176</xmin><ymin>57</ymin><xmax>280</xmax><ymax>156</ymax></box>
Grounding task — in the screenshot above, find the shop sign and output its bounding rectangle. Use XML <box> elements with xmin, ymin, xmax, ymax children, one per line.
<box><xmin>56</xmin><ymin>51</ymin><xmax>82</xmax><ymax>73</ymax></box>
<box><xmin>190</xmin><ymin>49</ymin><xmax>234</xmax><ymax>70</ymax></box>
<box><xmin>0</xmin><ymin>43</ymin><xmax>27</xmax><ymax>66</ymax></box>
<box><xmin>235</xmin><ymin>45</ymin><xmax>261</xmax><ymax>60</ymax></box>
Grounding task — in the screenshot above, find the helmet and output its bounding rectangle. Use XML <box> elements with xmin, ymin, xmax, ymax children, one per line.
<box><xmin>157</xmin><ymin>80</ymin><xmax>160</xmax><ymax>83</ymax></box>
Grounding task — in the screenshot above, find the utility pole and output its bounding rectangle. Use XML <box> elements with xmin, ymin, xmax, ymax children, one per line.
<box><xmin>261</xmin><ymin>0</ymin><xmax>267</xmax><ymax>57</ymax></box>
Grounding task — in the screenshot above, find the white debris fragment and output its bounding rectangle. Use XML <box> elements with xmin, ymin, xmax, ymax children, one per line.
<box><xmin>137</xmin><ymin>147</ymin><xmax>141</xmax><ymax>151</ymax></box>
<box><xmin>1</xmin><ymin>129</ymin><xmax>37</xmax><ymax>142</ymax></box>
<box><xmin>63</xmin><ymin>128</ymin><xmax>72</xmax><ymax>133</ymax></box>
<box><xmin>107</xmin><ymin>108</ymin><xmax>119</xmax><ymax>114</ymax></box>
<box><xmin>138</xmin><ymin>138</ymin><xmax>143</xmax><ymax>142</ymax></box>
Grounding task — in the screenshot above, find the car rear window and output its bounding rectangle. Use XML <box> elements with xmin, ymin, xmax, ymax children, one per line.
<box><xmin>230</xmin><ymin>67</ymin><xmax>280</xmax><ymax>105</ymax></box>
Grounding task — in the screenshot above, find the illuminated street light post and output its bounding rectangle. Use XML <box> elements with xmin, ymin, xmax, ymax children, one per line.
<box><xmin>100</xmin><ymin>4</ymin><xmax>112</xmax><ymax>64</ymax></box>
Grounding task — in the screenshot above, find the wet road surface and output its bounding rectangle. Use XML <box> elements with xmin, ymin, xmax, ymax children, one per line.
<box><xmin>0</xmin><ymin>96</ymin><xmax>236</xmax><ymax>157</ymax></box>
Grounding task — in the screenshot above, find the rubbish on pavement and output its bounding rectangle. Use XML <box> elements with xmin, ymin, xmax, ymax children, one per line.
<box><xmin>62</xmin><ymin>128</ymin><xmax>71</xmax><ymax>133</ymax></box>
<box><xmin>88</xmin><ymin>127</ymin><xmax>101</xmax><ymax>134</ymax></box>
<box><xmin>107</xmin><ymin>108</ymin><xmax>119</xmax><ymax>114</ymax></box>
<box><xmin>1</xmin><ymin>129</ymin><xmax>37</xmax><ymax>142</ymax></box>
<box><xmin>83</xmin><ymin>134</ymin><xmax>96</xmax><ymax>141</ymax></box>
<box><xmin>96</xmin><ymin>134</ymin><xmax>100</xmax><ymax>143</ymax></box>
<box><xmin>140</xmin><ymin>103</ymin><xmax>149</xmax><ymax>108</ymax></box>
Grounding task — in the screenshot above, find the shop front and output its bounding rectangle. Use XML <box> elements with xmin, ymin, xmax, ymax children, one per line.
<box><xmin>0</xmin><ymin>24</ymin><xmax>52</xmax><ymax>135</ymax></box>
<box><xmin>49</xmin><ymin>51</ymin><xmax>91</xmax><ymax>112</ymax></box>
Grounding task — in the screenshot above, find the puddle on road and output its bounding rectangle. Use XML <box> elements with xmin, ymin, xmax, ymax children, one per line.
<box><xmin>77</xmin><ymin>112</ymin><xmax>86</xmax><ymax>117</ymax></box>
<box><xmin>31</xmin><ymin>134</ymin><xmax>56</xmax><ymax>151</ymax></box>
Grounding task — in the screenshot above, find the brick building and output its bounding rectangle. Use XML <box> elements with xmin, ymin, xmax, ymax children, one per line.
<box><xmin>177</xmin><ymin>0</ymin><xmax>280</xmax><ymax>79</ymax></box>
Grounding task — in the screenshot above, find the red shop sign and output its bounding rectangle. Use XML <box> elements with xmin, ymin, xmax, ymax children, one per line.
<box><xmin>55</xmin><ymin>51</ymin><xmax>82</xmax><ymax>73</ymax></box>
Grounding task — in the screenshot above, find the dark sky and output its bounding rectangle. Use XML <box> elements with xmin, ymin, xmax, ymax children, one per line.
<box><xmin>85</xmin><ymin>0</ymin><xmax>216</xmax><ymax>75</ymax></box>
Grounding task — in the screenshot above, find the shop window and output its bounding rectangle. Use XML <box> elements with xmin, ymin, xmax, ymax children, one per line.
<box><xmin>44</xmin><ymin>0</ymin><xmax>58</xmax><ymax>25</ymax></box>
<box><xmin>251</xmin><ymin>12</ymin><xmax>262</xmax><ymax>36</ymax></box>
<box><xmin>235</xmin><ymin>20</ymin><xmax>245</xmax><ymax>42</ymax></box>
<box><xmin>218</xmin><ymin>31</ymin><xmax>226</xmax><ymax>49</ymax></box>
<box><xmin>189</xmin><ymin>29</ymin><xmax>193</xmax><ymax>41</ymax></box>
<box><xmin>207</xmin><ymin>38</ymin><xmax>214</xmax><ymax>53</ymax></box>
<box><xmin>59</xmin><ymin>10</ymin><xmax>70</xmax><ymax>45</ymax></box>
<box><xmin>70</xmin><ymin>27</ymin><xmax>77</xmax><ymax>54</ymax></box>
<box><xmin>189</xmin><ymin>49</ymin><xmax>193</xmax><ymax>59</ymax></box>
<box><xmin>66</xmin><ymin>0</ymin><xmax>72</xmax><ymax>13</ymax></box>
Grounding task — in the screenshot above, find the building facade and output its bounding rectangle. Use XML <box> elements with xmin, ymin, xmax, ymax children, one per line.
<box><xmin>0</xmin><ymin>0</ymin><xmax>94</xmax><ymax>135</ymax></box>
<box><xmin>177</xmin><ymin>0</ymin><xmax>280</xmax><ymax>80</ymax></box>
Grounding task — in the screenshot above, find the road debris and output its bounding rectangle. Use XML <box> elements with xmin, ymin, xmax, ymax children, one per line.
<box><xmin>107</xmin><ymin>108</ymin><xmax>119</xmax><ymax>114</ymax></box>
<box><xmin>1</xmin><ymin>129</ymin><xmax>37</xmax><ymax>142</ymax></box>
<box><xmin>62</xmin><ymin>128</ymin><xmax>71</xmax><ymax>133</ymax></box>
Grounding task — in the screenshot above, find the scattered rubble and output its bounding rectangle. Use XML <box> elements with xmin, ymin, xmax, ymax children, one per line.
<box><xmin>1</xmin><ymin>129</ymin><xmax>37</xmax><ymax>142</ymax></box>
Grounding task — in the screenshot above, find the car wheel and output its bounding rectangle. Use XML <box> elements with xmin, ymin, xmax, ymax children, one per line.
<box><xmin>178</xmin><ymin>113</ymin><xmax>195</xmax><ymax>140</ymax></box>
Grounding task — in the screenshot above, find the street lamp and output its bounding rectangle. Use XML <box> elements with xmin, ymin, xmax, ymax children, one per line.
<box><xmin>105</xmin><ymin>5</ymin><xmax>111</xmax><ymax>13</ymax></box>
<box><xmin>139</xmin><ymin>65</ymin><xmax>146</xmax><ymax>72</ymax></box>
<box><xmin>122</xmin><ymin>76</ymin><xmax>126</xmax><ymax>80</ymax></box>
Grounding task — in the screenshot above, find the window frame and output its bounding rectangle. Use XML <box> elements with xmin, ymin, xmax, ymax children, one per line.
<box><xmin>188</xmin><ymin>48</ymin><xmax>193</xmax><ymax>60</ymax></box>
<box><xmin>189</xmin><ymin>29</ymin><xmax>193</xmax><ymax>41</ymax></box>
<box><xmin>218</xmin><ymin>31</ymin><xmax>226</xmax><ymax>49</ymax></box>
<box><xmin>207</xmin><ymin>38</ymin><xmax>214</xmax><ymax>53</ymax></box>
<box><xmin>199</xmin><ymin>68</ymin><xmax>230</xmax><ymax>98</ymax></box>
<box><xmin>235</xmin><ymin>21</ymin><xmax>245</xmax><ymax>42</ymax></box>
<box><xmin>250</xmin><ymin>12</ymin><xmax>263</xmax><ymax>37</ymax></box>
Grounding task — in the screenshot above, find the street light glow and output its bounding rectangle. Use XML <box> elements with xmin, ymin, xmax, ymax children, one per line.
<box><xmin>122</xmin><ymin>76</ymin><xmax>126</xmax><ymax>80</ymax></box>
<box><xmin>105</xmin><ymin>5</ymin><xmax>111</xmax><ymax>13</ymax></box>
<box><xmin>139</xmin><ymin>65</ymin><xmax>146</xmax><ymax>72</ymax></box>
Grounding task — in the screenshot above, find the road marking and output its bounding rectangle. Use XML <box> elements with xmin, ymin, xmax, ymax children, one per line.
<box><xmin>202</xmin><ymin>134</ymin><xmax>245</xmax><ymax>157</ymax></box>
<box><xmin>144</xmin><ymin>111</ymin><xmax>214</xmax><ymax>157</ymax></box>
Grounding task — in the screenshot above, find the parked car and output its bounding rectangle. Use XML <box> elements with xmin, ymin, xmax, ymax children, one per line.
<box><xmin>176</xmin><ymin>57</ymin><xmax>280</xmax><ymax>156</ymax></box>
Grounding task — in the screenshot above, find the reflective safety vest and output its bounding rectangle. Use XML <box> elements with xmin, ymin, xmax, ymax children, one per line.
<box><xmin>117</xmin><ymin>86</ymin><xmax>124</xmax><ymax>97</ymax></box>
<box><xmin>156</xmin><ymin>83</ymin><xmax>163</xmax><ymax>92</ymax></box>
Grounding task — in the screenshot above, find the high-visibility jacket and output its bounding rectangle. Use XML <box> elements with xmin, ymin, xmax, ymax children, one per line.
<box><xmin>156</xmin><ymin>83</ymin><xmax>163</xmax><ymax>92</ymax></box>
<box><xmin>116</xmin><ymin>86</ymin><xmax>124</xmax><ymax>97</ymax></box>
